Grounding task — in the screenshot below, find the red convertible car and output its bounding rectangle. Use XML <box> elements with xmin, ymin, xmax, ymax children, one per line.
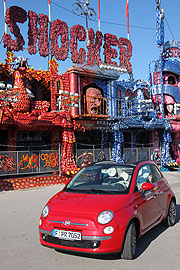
<box><xmin>39</xmin><ymin>160</ymin><xmax>176</xmax><ymax>259</ymax></box>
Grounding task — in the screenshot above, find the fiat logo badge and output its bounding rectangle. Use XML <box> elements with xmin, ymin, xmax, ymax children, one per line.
<box><xmin>65</xmin><ymin>220</ymin><xmax>71</xmax><ymax>226</ymax></box>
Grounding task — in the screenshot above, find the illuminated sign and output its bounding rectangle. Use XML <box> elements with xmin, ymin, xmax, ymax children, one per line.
<box><xmin>3</xmin><ymin>6</ymin><xmax>133</xmax><ymax>72</ymax></box>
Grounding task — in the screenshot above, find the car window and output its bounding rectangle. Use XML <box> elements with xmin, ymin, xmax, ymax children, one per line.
<box><xmin>150</xmin><ymin>164</ymin><xmax>162</xmax><ymax>181</ymax></box>
<box><xmin>135</xmin><ymin>164</ymin><xmax>153</xmax><ymax>192</ymax></box>
<box><xmin>65</xmin><ymin>164</ymin><xmax>134</xmax><ymax>194</ymax></box>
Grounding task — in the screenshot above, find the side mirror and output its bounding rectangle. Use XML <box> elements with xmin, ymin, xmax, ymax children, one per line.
<box><xmin>141</xmin><ymin>182</ymin><xmax>154</xmax><ymax>197</ymax></box>
<box><xmin>142</xmin><ymin>182</ymin><xmax>154</xmax><ymax>191</ymax></box>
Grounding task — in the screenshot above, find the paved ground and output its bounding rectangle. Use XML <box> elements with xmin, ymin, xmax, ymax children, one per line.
<box><xmin>0</xmin><ymin>172</ymin><xmax>180</xmax><ymax>270</ymax></box>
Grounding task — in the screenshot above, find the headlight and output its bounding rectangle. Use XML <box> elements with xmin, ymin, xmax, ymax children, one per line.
<box><xmin>42</xmin><ymin>205</ymin><xmax>49</xmax><ymax>218</ymax></box>
<box><xmin>39</xmin><ymin>219</ymin><xmax>42</xmax><ymax>226</ymax></box>
<box><xmin>98</xmin><ymin>210</ymin><xmax>114</xmax><ymax>224</ymax></box>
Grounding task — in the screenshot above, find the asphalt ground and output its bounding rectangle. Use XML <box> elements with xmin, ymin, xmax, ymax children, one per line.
<box><xmin>0</xmin><ymin>172</ymin><xmax>180</xmax><ymax>270</ymax></box>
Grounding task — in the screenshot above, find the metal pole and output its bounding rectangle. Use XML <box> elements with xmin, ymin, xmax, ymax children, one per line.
<box><xmin>48</xmin><ymin>0</ymin><xmax>52</xmax><ymax>23</ymax></box>
<box><xmin>98</xmin><ymin>0</ymin><xmax>101</xmax><ymax>31</ymax></box>
<box><xmin>39</xmin><ymin>150</ymin><xmax>41</xmax><ymax>173</ymax></box>
<box><xmin>4</xmin><ymin>0</ymin><xmax>8</xmax><ymax>34</ymax></box>
<box><xmin>93</xmin><ymin>145</ymin><xmax>95</xmax><ymax>162</ymax></box>
<box><xmin>159</xmin><ymin>46</ymin><xmax>164</xmax><ymax>119</ymax></box>
<box><xmin>86</xmin><ymin>15</ymin><xmax>90</xmax><ymax>46</ymax></box>
<box><xmin>59</xmin><ymin>143</ymin><xmax>61</xmax><ymax>177</ymax></box>
<box><xmin>17</xmin><ymin>150</ymin><xmax>19</xmax><ymax>175</ymax></box>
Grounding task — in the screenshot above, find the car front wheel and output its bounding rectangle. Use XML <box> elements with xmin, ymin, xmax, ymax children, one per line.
<box><xmin>121</xmin><ymin>222</ymin><xmax>137</xmax><ymax>260</ymax></box>
<box><xmin>165</xmin><ymin>199</ymin><xmax>176</xmax><ymax>227</ymax></box>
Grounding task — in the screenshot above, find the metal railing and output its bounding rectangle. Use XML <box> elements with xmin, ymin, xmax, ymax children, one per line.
<box><xmin>75</xmin><ymin>144</ymin><xmax>111</xmax><ymax>168</ymax></box>
<box><xmin>0</xmin><ymin>146</ymin><xmax>160</xmax><ymax>177</ymax></box>
<box><xmin>123</xmin><ymin>147</ymin><xmax>161</xmax><ymax>164</ymax></box>
<box><xmin>0</xmin><ymin>149</ymin><xmax>60</xmax><ymax>176</ymax></box>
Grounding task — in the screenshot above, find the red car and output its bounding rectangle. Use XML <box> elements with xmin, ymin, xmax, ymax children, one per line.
<box><xmin>39</xmin><ymin>160</ymin><xmax>176</xmax><ymax>259</ymax></box>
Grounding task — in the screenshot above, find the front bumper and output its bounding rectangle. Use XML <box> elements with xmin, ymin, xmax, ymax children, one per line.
<box><xmin>39</xmin><ymin>210</ymin><xmax>126</xmax><ymax>254</ymax></box>
<box><xmin>39</xmin><ymin>228</ymin><xmax>112</xmax><ymax>252</ymax></box>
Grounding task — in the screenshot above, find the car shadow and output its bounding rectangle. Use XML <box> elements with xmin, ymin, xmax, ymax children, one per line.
<box><xmin>55</xmin><ymin>249</ymin><xmax>120</xmax><ymax>260</ymax></box>
<box><xmin>55</xmin><ymin>204</ymin><xmax>180</xmax><ymax>261</ymax></box>
<box><xmin>136</xmin><ymin>203</ymin><xmax>180</xmax><ymax>258</ymax></box>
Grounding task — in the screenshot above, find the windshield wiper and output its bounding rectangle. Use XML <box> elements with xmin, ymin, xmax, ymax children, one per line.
<box><xmin>64</xmin><ymin>187</ymin><xmax>119</xmax><ymax>194</ymax></box>
<box><xmin>89</xmin><ymin>188</ymin><xmax>118</xmax><ymax>194</ymax></box>
<box><xmin>63</xmin><ymin>187</ymin><xmax>79</xmax><ymax>192</ymax></box>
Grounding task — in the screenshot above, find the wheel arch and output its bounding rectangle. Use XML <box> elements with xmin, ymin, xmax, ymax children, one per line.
<box><xmin>167</xmin><ymin>195</ymin><xmax>176</xmax><ymax>210</ymax></box>
<box><xmin>131</xmin><ymin>217</ymin><xmax>141</xmax><ymax>238</ymax></box>
<box><xmin>120</xmin><ymin>217</ymin><xmax>141</xmax><ymax>259</ymax></box>
<box><xmin>124</xmin><ymin>217</ymin><xmax>141</xmax><ymax>240</ymax></box>
<box><xmin>164</xmin><ymin>195</ymin><xmax>176</xmax><ymax>219</ymax></box>
<box><xmin>171</xmin><ymin>196</ymin><xmax>176</xmax><ymax>204</ymax></box>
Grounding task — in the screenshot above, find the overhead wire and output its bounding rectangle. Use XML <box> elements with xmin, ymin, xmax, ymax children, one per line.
<box><xmin>51</xmin><ymin>0</ymin><xmax>177</xmax><ymax>38</ymax></box>
<box><xmin>164</xmin><ymin>16</ymin><xmax>175</xmax><ymax>40</ymax></box>
<box><xmin>51</xmin><ymin>0</ymin><xmax>156</xmax><ymax>31</ymax></box>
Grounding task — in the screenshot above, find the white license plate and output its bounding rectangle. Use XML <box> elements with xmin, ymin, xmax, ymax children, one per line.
<box><xmin>52</xmin><ymin>229</ymin><xmax>82</xmax><ymax>241</ymax></box>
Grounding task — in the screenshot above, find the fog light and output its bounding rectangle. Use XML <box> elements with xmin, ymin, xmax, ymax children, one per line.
<box><xmin>92</xmin><ymin>241</ymin><xmax>98</xmax><ymax>248</ymax></box>
<box><xmin>103</xmin><ymin>226</ymin><xmax>114</xmax><ymax>234</ymax></box>
<box><xmin>39</xmin><ymin>219</ymin><xmax>42</xmax><ymax>226</ymax></box>
<box><xmin>42</xmin><ymin>234</ymin><xmax>46</xmax><ymax>240</ymax></box>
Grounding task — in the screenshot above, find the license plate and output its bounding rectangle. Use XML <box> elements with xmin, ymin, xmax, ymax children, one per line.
<box><xmin>52</xmin><ymin>229</ymin><xmax>82</xmax><ymax>241</ymax></box>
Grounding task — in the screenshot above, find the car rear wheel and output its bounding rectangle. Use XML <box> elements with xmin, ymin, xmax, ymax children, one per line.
<box><xmin>121</xmin><ymin>222</ymin><xmax>137</xmax><ymax>260</ymax></box>
<box><xmin>165</xmin><ymin>199</ymin><xmax>176</xmax><ymax>227</ymax></box>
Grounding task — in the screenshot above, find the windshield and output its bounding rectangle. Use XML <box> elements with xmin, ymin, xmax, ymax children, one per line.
<box><xmin>64</xmin><ymin>163</ymin><xmax>135</xmax><ymax>194</ymax></box>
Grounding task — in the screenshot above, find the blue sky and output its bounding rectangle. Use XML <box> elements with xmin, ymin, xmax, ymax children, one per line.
<box><xmin>0</xmin><ymin>0</ymin><xmax>180</xmax><ymax>81</ymax></box>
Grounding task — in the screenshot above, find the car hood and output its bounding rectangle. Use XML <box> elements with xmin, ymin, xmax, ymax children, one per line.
<box><xmin>48</xmin><ymin>190</ymin><xmax>130</xmax><ymax>215</ymax></box>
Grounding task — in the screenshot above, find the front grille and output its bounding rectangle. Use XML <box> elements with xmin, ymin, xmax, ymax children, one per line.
<box><xmin>42</xmin><ymin>234</ymin><xmax>101</xmax><ymax>249</ymax></box>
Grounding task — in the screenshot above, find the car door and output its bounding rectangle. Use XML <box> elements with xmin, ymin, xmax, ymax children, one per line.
<box><xmin>150</xmin><ymin>164</ymin><xmax>168</xmax><ymax>215</ymax></box>
<box><xmin>133</xmin><ymin>164</ymin><xmax>162</xmax><ymax>231</ymax></box>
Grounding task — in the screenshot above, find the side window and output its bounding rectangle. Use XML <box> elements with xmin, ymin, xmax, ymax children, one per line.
<box><xmin>151</xmin><ymin>164</ymin><xmax>162</xmax><ymax>182</ymax></box>
<box><xmin>135</xmin><ymin>164</ymin><xmax>152</xmax><ymax>192</ymax></box>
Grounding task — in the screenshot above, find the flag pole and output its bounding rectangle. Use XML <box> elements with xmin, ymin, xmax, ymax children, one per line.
<box><xmin>126</xmin><ymin>0</ymin><xmax>129</xmax><ymax>39</ymax></box>
<box><xmin>4</xmin><ymin>0</ymin><xmax>8</xmax><ymax>34</ymax></box>
<box><xmin>98</xmin><ymin>0</ymin><xmax>101</xmax><ymax>32</ymax></box>
<box><xmin>48</xmin><ymin>0</ymin><xmax>52</xmax><ymax>68</ymax></box>
<box><xmin>48</xmin><ymin>0</ymin><xmax>52</xmax><ymax>23</ymax></box>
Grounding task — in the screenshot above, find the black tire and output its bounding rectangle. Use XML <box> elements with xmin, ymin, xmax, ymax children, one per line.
<box><xmin>165</xmin><ymin>199</ymin><xmax>176</xmax><ymax>227</ymax></box>
<box><xmin>121</xmin><ymin>222</ymin><xmax>137</xmax><ymax>260</ymax></box>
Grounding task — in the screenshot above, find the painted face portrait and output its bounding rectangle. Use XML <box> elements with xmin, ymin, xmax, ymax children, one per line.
<box><xmin>82</xmin><ymin>83</ymin><xmax>106</xmax><ymax>115</ymax></box>
<box><xmin>86</xmin><ymin>87</ymin><xmax>102</xmax><ymax>115</ymax></box>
